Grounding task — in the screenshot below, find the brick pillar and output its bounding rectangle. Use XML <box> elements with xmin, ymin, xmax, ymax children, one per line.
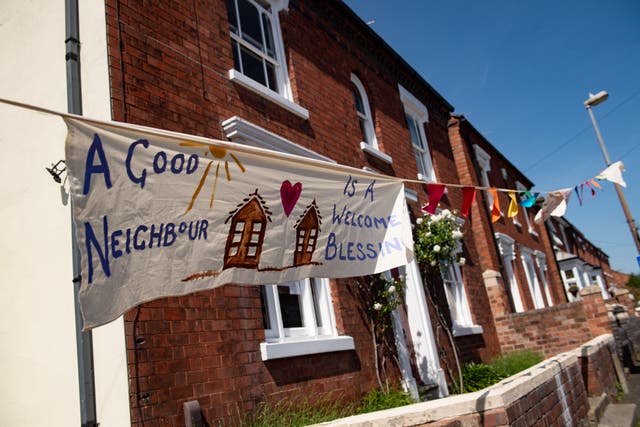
<box><xmin>484</xmin><ymin>269</ymin><xmax>509</xmax><ymax>318</ymax></box>
<box><xmin>580</xmin><ymin>285</ymin><xmax>613</xmax><ymax>337</ymax></box>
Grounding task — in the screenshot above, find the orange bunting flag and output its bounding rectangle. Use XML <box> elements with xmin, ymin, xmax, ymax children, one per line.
<box><xmin>489</xmin><ymin>188</ymin><xmax>501</xmax><ymax>222</ymax></box>
<box><xmin>461</xmin><ymin>186</ymin><xmax>476</xmax><ymax>218</ymax></box>
<box><xmin>422</xmin><ymin>183</ymin><xmax>446</xmax><ymax>214</ymax></box>
<box><xmin>590</xmin><ymin>179</ymin><xmax>602</xmax><ymax>190</ymax></box>
<box><xmin>507</xmin><ymin>191</ymin><xmax>519</xmax><ymax>218</ymax></box>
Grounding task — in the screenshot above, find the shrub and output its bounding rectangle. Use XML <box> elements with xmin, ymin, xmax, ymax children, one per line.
<box><xmin>357</xmin><ymin>388</ymin><xmax>416</xmax><ymax>414</ymax></box>
<box><xmin>452</xmin><ymin>350</ymin><xmax>544</xmax><ymax>394</ymax></box>
<box><xmin>490</xmin><ymin>350</ymin><xmax>544</xmax><ymax>378</ymax></box>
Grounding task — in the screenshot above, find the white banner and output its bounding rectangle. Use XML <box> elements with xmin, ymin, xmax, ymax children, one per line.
<box><xmin>65</xmin><ymin>118</ymin><xmax>414</xmax><ymax>329</ymax></box>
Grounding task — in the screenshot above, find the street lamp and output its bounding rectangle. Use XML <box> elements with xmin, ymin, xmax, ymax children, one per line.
<box><xmin>584</xmin><ymin>91</ymin><xmax>640</xmax><ymax>255</ymax></box>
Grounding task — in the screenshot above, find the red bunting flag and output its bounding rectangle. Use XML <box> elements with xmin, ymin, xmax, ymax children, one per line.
<box><xmin>461</xmin><ymin>186</ymin><xmax>476</xmax><ymax>218</ymax></box>
<box><xmin>489</xmin><ymin>188</ymin><xmax>501</xmax><ymax>223</ymax></box>
<box><xmin>422</xmin><ymin>183</ymin><xmax>446</xmax><ymax>214</ymax></box>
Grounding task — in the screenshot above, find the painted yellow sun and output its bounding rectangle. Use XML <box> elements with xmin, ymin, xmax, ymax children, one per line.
<box><xmin>180</xmin><ymin>142</ymin><xmax>246</xmax><ymax>213</ymax></box>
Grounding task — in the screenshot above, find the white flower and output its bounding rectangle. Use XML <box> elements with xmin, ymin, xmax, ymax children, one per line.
<box><xmin>452</xmin><ymin>230</ymin><xmax>463</xmax><ymax>239</ymax></box>
<box><xmin>388</xmin><ymin>285</ymin><xmax>396</xmax><ymax>294</ymax></box>
<box><xmin>431</xmin><ymin>214</ymin><xmax>441</xmax><ymax>223</ymax></box>
<box><xmin>425</xmin><ymin>231</ymin><xmax>431</xmax><ymax>237</ymax></box>
<box><xmin>416</xmin><ymin>218</ymin><xmax>423</xmax><ymax>225</ymax></box>
<box><xmin>433</xmin><ymin>244</ymin><xmax>441</xmax><ymax>252</ymax></box>
<box><xmin>373</xmin><ymin>302</ymin><xmax>383</xmax><ymax>311</ymax></box>
<box><xmin>441</xmin><ymin>209</ymin><xmax>451</xmax><ymax>217</ymax></box>
<box><xmin>458</xmin><ymin>257</ymin><xmax>466</xmax><ymax>266</ymax></box>
<box><xmin>430</xmin><ymin>260</ymin><xmax>437</xmax><ymax>266</ymax></box>
<box><xmin>397</xmin><ymin>275</ymin><xmax>404</xmax><ymax>282</ymax></box>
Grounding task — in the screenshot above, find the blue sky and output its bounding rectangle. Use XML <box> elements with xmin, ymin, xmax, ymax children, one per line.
<box><xmin>345</xmin><ymin>0</ymin><xmax>640</xmax><ymax>274</ymax></box>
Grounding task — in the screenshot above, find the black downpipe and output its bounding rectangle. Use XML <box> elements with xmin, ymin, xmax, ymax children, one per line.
<box><xmin>65</xmin><ymin>1</ymin><xmax>98</xmax><ymax>426</ymax></box>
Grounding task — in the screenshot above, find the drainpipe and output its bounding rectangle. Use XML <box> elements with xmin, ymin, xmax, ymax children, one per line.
<box><xmin>66</xmin><ymin>1</ymin><xmax>98</xmax><ymax>426</ymax></box>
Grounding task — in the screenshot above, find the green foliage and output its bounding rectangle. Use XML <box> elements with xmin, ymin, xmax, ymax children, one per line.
<box><xmin>490</xmin><ymin>350</ymin><xmax>544</xmax><ymax>378</ymax></box>
<box><xmin>236</xmin><ymin>389</ymin><xmax>416</xmax><ymax>426</ymax></box>
<box><xmin>414</xmin><ymin>209</ymin><xmax>464</xmax><ymax>272</ymax></box>
<box><xmin>357</xmin><ymin>388</ymin><xmax>416</xmax><ymax>414</ymax></box>
<box><xmin>453</xmin><ymin>362</ymin><xmax>504</xmax><ymax>393</ymax></box>
<box><xmin>627</xmin><ymin>274</ymin><xmax>640</xmax><ymax>288</ymax></box>
<box><xmin>452</xmin><ymin>350</ymin><xmax>544</xmax><ymax>394</ymax></box>
<box><xmin>237</xmin><ymin>394</ymin><xmax>356</xmax><ymax>427</ymax></box>
<box><xmin>356</xmin><ymin>274</ymin><xmax>406</xmax><ymax>336</ymax></box>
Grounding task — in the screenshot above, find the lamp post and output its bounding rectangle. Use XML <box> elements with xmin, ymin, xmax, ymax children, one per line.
<box><xmin>584</xmin><ymin>91</ymin><xmax>640</xmax><ymax>255</ymax></box>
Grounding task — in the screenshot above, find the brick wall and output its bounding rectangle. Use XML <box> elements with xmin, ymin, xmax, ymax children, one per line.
<box><xmin>315</xmin><ymin>337</ymin><xmax>618</xmax><ymax>426</ymax></box>
<box><xmin>104</xmin><ymin>0</ymin><xmax>476</xmax><ymax>424</ymax></box>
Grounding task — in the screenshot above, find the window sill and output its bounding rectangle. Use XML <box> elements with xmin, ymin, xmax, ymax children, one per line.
<box><xmin>228</xmin><ymin>69</ymin><xmax>310</xmax><ymax>120</ymax></box>
<box><xmin>417</xmin><ymin>173</ymin><xmax>436</xmax><ymax>184</ymax></box>
<box><xmin>452</xmin><ymin>324</ymin><xmax>483</xmax><ymax>337</ymax></box>
<box><xmin>360</xmin><ymin>142</ymin><xmax>393</xmax><ymax>164</ymax></box>
<box><xmin>260</xmin><ymin>335</ymin><xmax>355</xmax><ymax>360</ymax></box>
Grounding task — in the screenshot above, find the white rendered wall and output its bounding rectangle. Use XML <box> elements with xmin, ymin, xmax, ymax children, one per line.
<box><xmin>0</xmin><ymin>1</ymin><xmax>130</xmax><ymax>426</ymax></box>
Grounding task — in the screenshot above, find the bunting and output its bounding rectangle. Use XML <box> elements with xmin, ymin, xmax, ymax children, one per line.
<box><xmin>461</xmin><ymin>187</ymin><xmax>476</xmax><ymax>218</ymax></box>
<box><xmin>507</xmin><ymin>191</ymin><xmax>519</xmax><ymax>218</ymax></box>
<box><xmin>422</xmin><ymin>183</ymin><xmax>446</xmax><ymax>214</ymax></box>
<box><xmin>489</xmin><ymin>188</ymin><xmax>501</xmax><ymax>223</ymax></box>
<box><xmin>596</xmin><ymin>161</ymin><xmax>626</xmax><ymax>187</ymax></box>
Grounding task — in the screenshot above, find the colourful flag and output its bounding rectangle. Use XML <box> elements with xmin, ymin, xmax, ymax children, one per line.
<box><xmin>461</xmin><ymin>186</ymin><xmax>476</xmax><ymax>218</ymax></box>
<box><xmin>507</xmin><ymin>191</ymin><xmax>518</xmax><ymax>218</ymax></box>
<box><xmin>489</xmin><ymin>188</ymin><xmax>501</xmax><ymax>222</ymax></box>
<box><xmin>422</xmin><ymin>183</ymin><xmax>446</xmax><ymax>215</ymax></box>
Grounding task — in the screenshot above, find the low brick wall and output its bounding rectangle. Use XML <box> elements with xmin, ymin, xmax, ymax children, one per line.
<box><xmin>314</xmin><ymin>335</ymin><xmax>619</xmax><ymax>427</ymax></box>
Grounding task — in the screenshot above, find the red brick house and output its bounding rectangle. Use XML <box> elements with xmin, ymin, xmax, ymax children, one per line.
<box><xmin>105</xmin><ymin>0</ymin><xmax>497</xmax><ymax>424</ymax></box>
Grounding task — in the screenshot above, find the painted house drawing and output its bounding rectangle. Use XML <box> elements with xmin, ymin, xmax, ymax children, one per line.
<box><xmin>224</xmin><ymin>190</ymin><xmax>272</xmax><ymax>269</ymax></box>
<box><xmin>293</xmin><ymin>199</ymin><xmax>321</xmax><ymax>266</ymax></box>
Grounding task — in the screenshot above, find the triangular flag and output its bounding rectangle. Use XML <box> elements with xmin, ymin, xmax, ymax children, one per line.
<box><xmin>422</xmin><ymin>184</ymin><xmax>446</xmax><ymax>215</ymax></box>
<box><xmin>519</xmin><ymin>191</ymin><xmax>537</xmax><ymax>208</ymax></box>
<box><xmin>590</xmin><ymin>179</ymin><xmax>602</xmax><ymax>190</ymax></box>
<box><xmin>574</xmin><ymin>186</ymin><xmax>583</xmax><ymax>206</ymax></box>
<box><xmin>507</xmin><ymin>191</ymin><xmax>518</xmax><ymax>218</ymax></box>
<box><xmin>585</xmin><ymin>181</ymin><xmax>596</xmax><ymax>197</ymax></box>
<box><xmin>534</xmin><ymin>188</ymin><xmax>572</xmax><ymax>224</ymax></box>
<box><xmin>489</xmin><ymin>188</ymin><xmax>501</xmax><ymax>223</ymax></box>
<box><xmin>461</xmin><ymin>187</ymin><xmax>476</xmax><ymax>218</ymax></box>
<box><xmin>596</xmin><ymin>161</ymin><xmax>626</xmax><ymax>187</ymax></box>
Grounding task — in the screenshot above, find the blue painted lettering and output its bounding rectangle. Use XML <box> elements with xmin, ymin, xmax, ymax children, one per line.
<box><xmin>83</xmin><ymin>133</ymin><xmax>112</xmax><ymax>195</ymax></box>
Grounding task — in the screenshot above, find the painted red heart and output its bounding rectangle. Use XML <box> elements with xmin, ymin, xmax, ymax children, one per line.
<box><xmin>280</xmin><ymin>180</ymin><xmax>302</xmax><ymax>217</ymax></box>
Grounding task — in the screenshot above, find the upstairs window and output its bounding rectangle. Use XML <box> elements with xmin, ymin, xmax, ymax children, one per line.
<box><xmin>351</xmin><ymin>74</ymin><xmax>377</xmax><ymax>148</ymax></box>
<box><xmin>399</xmin><ymin>85</ymin><xmax>435</xmax><ymax>182</ymax></box>
<box><xmin>227</xmin><ymin>0</ymin><xmax>282</xmax><ymax>92</ymax></box>
<box><xmin>226</xmin><ymin>0</ymin><xmax>309</xmax><ymax>118</ymax></box>
<box><xmin>473</xmin><ymin>144</ymin><xmax>493</xmax><ymax>207</ymax></box>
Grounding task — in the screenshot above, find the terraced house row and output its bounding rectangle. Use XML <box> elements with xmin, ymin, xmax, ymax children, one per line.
<box><xmin>0</xmin><ymin>0</ymin><xmax>632</xmax><ymax>426</ymax></box>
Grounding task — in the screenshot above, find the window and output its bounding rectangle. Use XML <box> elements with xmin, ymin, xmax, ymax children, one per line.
<box><xmin>520</xmin><ymin>246</ymin><xmax>545</xmax><ymax>309</ymax></box>
<box><xmin>222</xmin><ymin>116</ymin><xmax>352</xmax><ymax>360</ymax></box>
<box><xmin>226</xmin><ymin>0</ymin><xmax>309</xmax><ymax>119</ymax></box>
<box><xmin>495</xmin><ymin>233</ymin><xmax>524</xmax><ymax>312</ymax></box>
<box><xmin>561</xmin><ymin>266</ymin><xmax>582</xmax><ymax>302</ymax></box>
<box><xmin>534</xmin><ymin>251</ymin><xmax>553</xmax><ymax>306</ymax></box>
<box><xmin>474</xmin><ymin>144</ymin><xmax>493</xmax><ymax>207</ymax></box>
<box><xmin>351</xmin><ymin>74</ymin><xmax>391</xmax><ymax>164</ymax></box>
<box><xmin>399</xmin><ymin>85</ymin><xmax>435</xmax><ymax>182</ymax></box>
<box><xmin>260</xmin><ymin>278</ymin><xmax>353</xmax><ymax>359</ymax></box>
<box><xmin>442</xmin><ymin>258</ymin><xmax>481</xmax><ymax>336</ymax></box>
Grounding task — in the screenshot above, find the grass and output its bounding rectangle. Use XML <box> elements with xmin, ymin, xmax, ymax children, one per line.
<box><xmin>236</xmin><ymin>388</ymin><xmax>415</xmax><ymax>426</ymax></box>
<box><xmin>452</xmin><ymin>349</ymin><xmax>545</xmax><ymax>394</ymax></box>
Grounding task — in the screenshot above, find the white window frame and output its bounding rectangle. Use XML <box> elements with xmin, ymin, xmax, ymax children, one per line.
<box><xmin>473</xmin><ymin>144</ymin><xmax>493</xmax><ymax>208</ymax></box>
<box><xmin>534</xmin><ymin>251</ymin><xmax>554</xmax><ymax>306</ymax></box>
<box><xmin>442</xmin><ymin>252</ymin><xmax>482</xmax><ymax>336</ymax></box>
<box><xmin>559</xmin><ymin>259</ymin><xmax>585</xmax><ymax>302</ymax></box>
<box><xmin>350</xmin><ymin>74</ymin><xmax>392</xmax><ymax>164</ymax></box>
<box><xmin>260</xmin><ymin>278</ymin><xmax>353</xmax><ymax>360</ymax></box>
<box><xmin>226</xmin><ymin>0</ymin><xmax>309</xmax><ymax>119</ymax></box>
<box><xmin>495</xmin><ymin>233</ymin><xmax>524</xmax><ymax>312</ymax></box>
<box><xmin>399</xmin><ymin>84</ymin><xmax>435</xmax><ymax>182</ymax></box>
<box><xmin>519</xmin><ymin>246</ymin><xmax>545</xmax><ymax>309</ymax></box>
<box><xmin>222</xmin><ymin>115</ymin><xmax>352</xmax><ymax>359</ymax></box>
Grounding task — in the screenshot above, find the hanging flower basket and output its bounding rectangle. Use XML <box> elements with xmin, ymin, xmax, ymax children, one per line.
<box><xmin>414</xmin><ymin>209</ymin><xmax>464</xmax><ymax>272</ymax></box>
